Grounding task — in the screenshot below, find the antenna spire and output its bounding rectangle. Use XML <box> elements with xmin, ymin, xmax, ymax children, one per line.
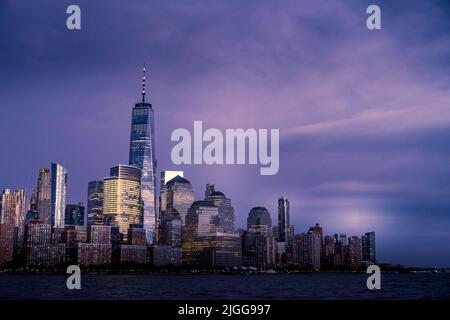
<box><xmin>141</xmin><ymin>65</ymin><xmax>146</xmax><ymax>103</ymax></box>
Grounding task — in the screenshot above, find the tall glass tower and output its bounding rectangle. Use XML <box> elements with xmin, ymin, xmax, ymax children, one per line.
<box><xmin>277</xmin><ymin>196</ymin><xmax>290</xmax><ymax>242</ymax></box>
<box><xmin>51</xmin><ymin>163</ymin><xmax>68</xmax><ymax>228</ymax></box>
<box><xmin>129</xmin><ymin>67</ymin><xmax>157</xmax><ymax>244</ymax></box>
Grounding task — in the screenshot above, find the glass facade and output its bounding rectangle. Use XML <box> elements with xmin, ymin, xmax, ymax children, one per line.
<box><xmin>277</xmin><ymin>197</ymin><xmax>289</xmax><ymax>242</ymax></box>
<box><xmin>160</xmin><ymin>175</ymin><xmax>195</xmax><ymax>226</ymax></box>
<box><xmin>87</xmin><ymin>180</ymin><xmax>104</xmax><ymax>226</ymax></box>
<box><xmin>205</xmin><ymin>185</ymin><xmax>235</xmax><ymax>233</ymax></box>
<box><xmin>129</xmin><ymin>70</ymin><xmax>157</xmax><ymax>244</ymax></box>
<box><xmin>247</xmin><ymin>207</ymin><xmax>272</xmax><ymax>234</ymax></box>
<box><xmin>36</xmin><ymin>168</ymin><xmax>51</xmax><ymax>224</ymax></box>
<box><xmin>65</xmin><ymin>203</ymin><xmax>85</xmax><ymax>226</ymax></box>
<box><xmin>362</xmin><ymin>231</ymin><xmax>376</xmax><ymax>263</ymax></box>
<box><xmin>51</xmin><ymin>163</ymin><xmax>68</xmax><ymax>228</ymax></box>
<box><xmin>103</xmin><ymin>165</ymin><xmax>142</xmax><ymax>237</ymax></box>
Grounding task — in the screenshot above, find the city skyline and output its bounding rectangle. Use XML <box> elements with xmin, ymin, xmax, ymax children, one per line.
<box><xmin>1</xmin><ymin>0</ymin><xmax>450</xmax><ymax>267</ymax></box>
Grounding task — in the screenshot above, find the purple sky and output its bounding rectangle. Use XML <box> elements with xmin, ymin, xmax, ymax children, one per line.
<box><xmin>1</xmin><ymin>0</ymin><xmax>450</xmax><ymax>267</ymax></box>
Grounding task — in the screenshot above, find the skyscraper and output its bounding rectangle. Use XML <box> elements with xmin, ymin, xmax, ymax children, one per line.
<box><xmin>277</xmin><ymin>196</ymin><xmax>290</xmax><ymax>242</ymax></box>
<box><xmin>65</xmin><ymin>203</ymin><xmax>85</xmax><ymax>226</ymax></box>
<box><xmin>87</xmin><ymin>180</ymin><xmax>104</xmax><ymax>226</ymax></box>
<box><xmin>0</xmin><ymin>189</ymin><xmax>26</xmax><ymax>265</ymax></box>
<box><xmin>205</xmin><ymin>184</ymin><xmax>235</xmax><ymax>233</ymax></box>
<box><xmin>347</xmin><ymin>236</ymin><xmax>363</xmax><ymax>268</ymax></box>
<box><xmin>246</xmin><ymin>207</ymin><xmax>272</xmax><ymax>234</ymax></box>
<box><xmin>103</xmin><ymin>164</ymin><xmax>142</xmax><ymax>237</ymax></box>
<box><xmin>308</xmin><ymin>223</ymin><xmax>324</xmax><ymax>245</ymax></box>
<box><xmin>24</xmin><ymin>221</ymin><xmax>53</xmax><ymax>266</ymax></box>
<box><xmin>36</xmin><ymin>168</ymin><xmax>51</xmax><ymax>224</ymax></box>
<box><xmin>362</xmin><ymin>231</ymin><xmax>376</xmax><ymax>263</ymax></box>
<box><xmin>185</xmin><ymin>200</ymin><xmax>221</xmax><ymax>237</ymax></box>
<box><xmin>160</xmin><ymin>174</ymin><xmax>195</xmax><ymax>226</ymax></box>
<box><xmin>243</xmin><ymin>207</ymin><xmax>276</xmax><ymax>268</ymax></box>
<box><xmin>160</xmin><ymin>170</ymin><xmax>184</xmax><ymax>190</ymax></box>
<box><xmin>129</xmin><ymin>67</ymin><xmax>157</xmax><ymax>245</ymax></box>
<box><xmin>295</xmin><ymin>231</ymin><xmax>321</xmax><ymax>270</ymax></box>
<box><xmin>51</xmin><ymin>163</ymin><xmax>68</xmax><ymax>228</ymax></box>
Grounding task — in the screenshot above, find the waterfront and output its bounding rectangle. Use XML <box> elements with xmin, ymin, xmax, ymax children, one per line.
<box><xmin>1</xmin><ymin>273</ymin><xmax>449</xmax><ymax>300</ymax></box>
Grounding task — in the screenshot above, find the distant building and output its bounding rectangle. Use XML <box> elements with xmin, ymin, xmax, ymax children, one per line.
<box><xmin>51</xmin><ymin>163</ymin><xmax>68</xmax><ymax>228</ymax></box>
<box><xmin>24</xmin><ymin>221</ymin><xmax>52</xmax><ymax>266</ymax></box>
<box><xmin>36</xmin><ymin>168</ymin><xmax>51</xmax><ymax>224</ymax></box>
<box><xmin>0</xmin><ymin>189</ymin><xmax>26</xmax><ymax>265</ymax></box>
<box><xmin>247</xmin><ymin>207</ymin><xmax>272</xmax><ymax>234</ymax></box>
<box><xmin>128</xmin><ymin>68</ymin><xmax>157</xmax><ymax>245</ymax></box>
<box><xmin>87</xmin><ymin>180</ymin><xmax>104</xmax><ymax>226</ymax></box>
<box><xmin>322</xmin><ymin>235</ymin><xmax>335</xmax><ymax>266</ymax></box>
<box><xmin>243</xmin><ymin>207</ymin><xmax>276</xmax><ymax>268</ymax></box>
<box><xmin>103</xmin><ymin>165</ymin><xmax>141</xmax><ymax>237</ymax></box>
<box><xmin>347</xmin><ymin>236</ymin><xmax>362</xmax><ymax>268</ymax></box>
<box><xmin>205</xmin><ymin>184</ymin><xmax>235</xmax><ymax>233</ymax></box>
<box><xmin>27</xmin><ymin>189</ymin><xmax>39</xmax><ymax>223</ymax></box>
<box><xmin>277</xmin><ymin>197</ymin><xmax>290</xmax><ymax>242</ymax></box>
<box><xmin>120</xmin><ymin>245</ymin><xmax>147</xmax><ymax>264</ymax></box>
<box><xmin>160</xmin><ymin>170</ymin><xmax>184</xmax><ymax>190</ymax></box>
<box><xmin>127</xmin><ymin>225</ymin><xmax>147</xmax><ymax>246</ymax></box>
<box><xmin>152</xmin><ymin>244</ymin><xmax>182</xmax><ymax>266</ymax></box>
<box><xmin>183</xmin><ymin>232</ymin><xmax>242</xmax><ymax>268</ymax></box>
<box><xmin>362</xmin><ymin>231</ymin><xmax>376</xmax><ymax>263</ymax></box>
<box><xmin>333</xmin><ymin>240</ymin><xmax>346</xmax><ymax>266</ymax></box>
<box><xmin>335</xmin><ymin>233</ymin><xmax>347</xmax><ymax>246</ymax></box>
<box><xmin>243</xmin><ymin>232</ymin><xmax>276</xmax><ymax>268</ymax></box>
<box><xmin>159</xmin><ymin>212</ymin><xmax>182</xmax><ymax>247</ymax></box>
<box><xmin>77</xmin><ymin>225</ymin><xmax>112</xmax><ymax>266</ymax></box>
<box><xmin>295</xmin><ymin>231</ymin><xmax>321</xmax><ymax>270</ymax></box>
<box><xmin>308</xmin><ymin>223</ymin><xmax>323</xmax><ymax>246</ymax></box>
<box><xmin>185</xmin><ymin>200</ymin><xmax>221</xmax><ymax>237</ymax></box>
<box><xmin>65</xmin><ymin>203</ymin><xmax>85</xmax><ymax>226</ymax></box>
<box><xmin>160</xmin><ymin>175</ymin><xmax>195</xmax><ymax>226</ymax></box>
<box><xmin>89</xmin><ymin>224</ymin><xmax>111</xmax><ymax>244</ymax></box>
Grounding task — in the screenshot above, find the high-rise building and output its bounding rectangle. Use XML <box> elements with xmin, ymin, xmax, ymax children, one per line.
<box><xmin>205</xmin><ymin>184</ymin><xmax>235</xmax><ymax>233</ymax></box>
<box><xmin>246</xmin><ymin>207</ymin><xmax>272</xmax><ymax>234</ymax></box>
<box><xmin>160</xmin><ymin>170</ymin><xmax>184</xmax><ymax>190</ymax></box>
<box><xmin>277</xmin><ymin>197</ymin><xmax>290</xmax><ymax>242</ymax></box>
<box><xmin>182</xmin><ymin>232</ymin><xmax>242</xmax><ymax>268</ymax></box>
<box><xmin>24</xmin><ymin>221</ymin><xmax>53</xmax><ymax>266</ymax></box>
<box><xmin>160</xmin><ymin>175</ymin><xmax>195</xmax><ymax>226</ymax></box>
<box><xmin>103</xmin><ymin>164</ymin><xmax>141</xmax><ymax>237</ymax></box>
<box><xmin>36</xmin><ymin>168</ymin><xmax>51</xmax><ymax>224</ymax></box>
<box><xmin>87</xmin><ymin>180</ymin><xmax>104</xmax><ymax>226</ymax></box>
<box><xmin>243</xmin><ymin>207</ymin><xmax>276</xmax><ymax>268</ymax></box>
<box><xmin>335</xmin><ymin>233</ymin><xmax>347</xmax><ymax>246</ymax></box>
<box><xmin>129</xmin><ymin>67</ymin><xmax>157</xmax><ymax>245</ymax></box>
<box><xmin>322</xmin><ymin>235</ymin><xmax>335</xmax><ymax>266</ymax></box>
<box><xmin>78</xmin><ymin>225</ymin><xmax>112</xmax><ymax>266</ymax></box>
<box><xmin>160</xmin><ymin>211</ymin><xmax>182</xmax><ymax>247</ymax></box>
<box><xmin>295</xmin><ymin>231</ymin><xmax>321</xmax><ymax>270</ymax></box>
<box><xmin>362</xmin><ymin>231</ymin><xmax>376</xmax><ymax>263</ymax></box>
<box><xmin>0</xmin><ymin>189</ymin><xmax>25</xmax><ymax>264</ymax></box>
<box><xmin>51</xmin><ymin>163</ymin><xmax>68</xmax><ymax>228</ymax></box>
<box><xmin>120</xmin><ymin>224</ymin><xmax>148</xmax><ymax>264</ymax></box>
<box><xmin>65</xmin><ymin>203</ymin><xmax>85</xmax><ymax>226</ymax></box>
<box><xmin>127</xmin><ymin>225</ymin><xmax>147</xmax><ymax>245</ymax></box>
<box><xmin>185</xmin><ymin>200</ymin><xmax>221</xmax><ymax>237</ymax></box>
<box><xmin>347</xmin><ymin>236</ymin><xmax>362</xmax><ymax>268</ymax></box>
<box><xmin>152</xmin><ymin>245</ymin><xmax>182</xmax><ymax>267</ymax></box>
<box><xmin>26</xmin><ymin>189</ymin><xmax>39</xmax><ymax>223</ymax></box>
<box><xmin>308</xmin><ymin>223</ymin><xmax>323</xmax><ymax>245</ymax></box>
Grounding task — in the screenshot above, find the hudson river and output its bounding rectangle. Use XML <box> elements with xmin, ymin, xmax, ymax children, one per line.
<box><xmin>1</xmin><ymin>273</ymin><xmax>449</xmax><ymax>299</ymax></box>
